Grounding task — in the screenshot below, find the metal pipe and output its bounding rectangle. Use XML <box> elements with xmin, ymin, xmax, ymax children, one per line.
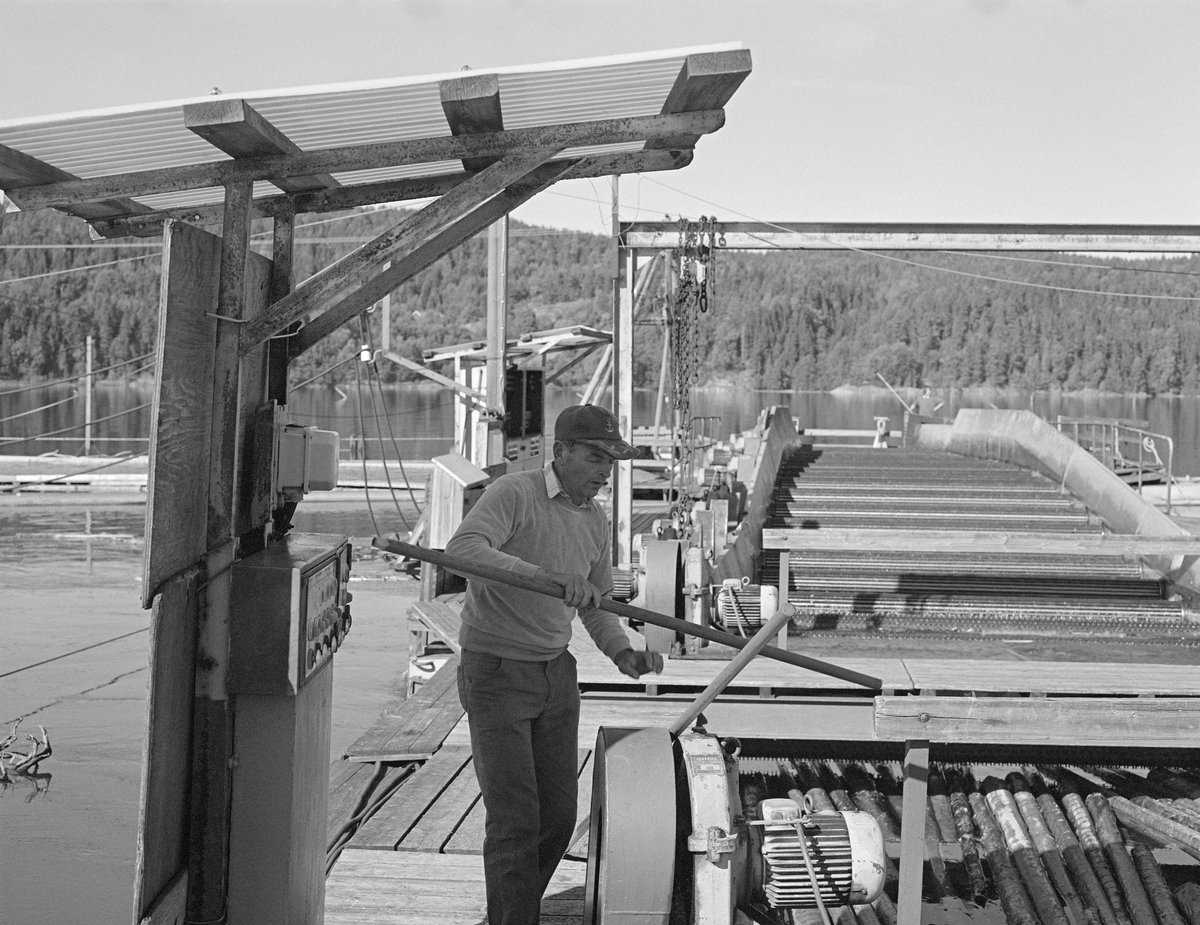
<box><xmin>371</xmin><ymin>537</ymin><xmax>881</xmax><ymax>689</ymax></box>
<box><xmin>667</xmin><ymin>601</ymin><xmax>795</xmax><ymax>737</ymax></box>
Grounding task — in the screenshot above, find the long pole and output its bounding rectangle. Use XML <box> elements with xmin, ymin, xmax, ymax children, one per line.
<box><xmin>84</xmin><ymin>335</ymin><xmax>93</xmax><ymax>456</ymax></box>
<box><xmin>371</xmin><ymin>537</ymin><xmax>882</xmax><ymax>689</ymax></box>
<box><xmin>876</xmin><ymin>372</ymin><xmax>914</xmax><ymax>413</ymax></box>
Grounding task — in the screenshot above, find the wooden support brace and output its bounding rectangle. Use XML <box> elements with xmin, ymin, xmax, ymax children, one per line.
<box><xmin>241</xmin><ymin>145</ymin><xmax>560</xmax><ymax>352</ymax></box>
<box><xmin>896</xmin><ymin>740</ymin><xmax>930</xmax><ymax>925</ymax></box>
<box><xmin>88</xmin><ymin>147</ymin><xmax>694</xmax><ymax>239</ymax></box>
<box><xmin>0</xmin><ymin>140</ymin><xmax>153</xmax><ymax>221</ymax></box>
<box><xmin>285</xmin><ymin>155</ymin><xmax>578</xmax><ymax>356</ymax></box>
<box><xmin>440</xmin><ymin>73</ymin><xmax>504</xmax><ymax>171</ymax></box>
<box><xmin>183</xmin><ymin>98</ymin><xmax>340</xmax><ymax>192</ymax></box>
<box><xmin>649</xmin><ymin>49</ymin><xmax>752</xmax><ymax>149</ymax></box>
<box><xmin>384</xmin><ymin>351</ymin><xmax>487</xmax><ymax>407</ymax></box>
<box><xmin>267</xmin><ymin>200</ymin><xmax>297</xmax><ymax>404</ymax></box>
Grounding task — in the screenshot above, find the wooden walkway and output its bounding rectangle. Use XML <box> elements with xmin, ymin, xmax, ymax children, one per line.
<box><xmin>324</xmin><ymin>600</ymin><xmax>1200</xmax><ymax>921</ymax></box>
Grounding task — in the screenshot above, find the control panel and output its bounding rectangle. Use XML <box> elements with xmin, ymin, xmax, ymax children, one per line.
<box><xmin>229</xmin><ymin>533</ymin><xmax>352</xmax><ymax>696</ymax></box>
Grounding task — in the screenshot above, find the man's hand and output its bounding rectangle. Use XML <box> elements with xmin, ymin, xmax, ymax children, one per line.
<box><xmin>540</xmin><ymin>569</ymin><xmax>603</xmax><ymax>611</ymax></box>
<box><xmin>614</xmin><ymin>648</ymin><xmax>664</xmax><ymax>679</ymax></box>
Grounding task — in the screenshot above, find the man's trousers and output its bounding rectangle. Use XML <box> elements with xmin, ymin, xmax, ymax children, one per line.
<box><xmin>457</xmin><ymin>648</ymin><xmax>580</xmax><ymax>925</ymax></box>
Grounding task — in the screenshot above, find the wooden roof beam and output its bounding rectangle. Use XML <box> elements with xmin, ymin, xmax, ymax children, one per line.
<box><xmin>288</xmin><ymin>156</ymin><xmax>579</xmax><ymax>356</ymax></box>
<box><xmin>19</xmin><ymin>109</ymin><xmax>723</xmax><ymax>212</ymax></box>
<box><xmin>242</xmin><ymin>145</ymin><xmax>562</xmax><ymax>352</ymax></box>
<box><xmin>440</xmin><ymin>73</ymin><xmax>505</xmax><ymax>172</ymax></box>
<box><xmin>182</xmin><ymin>99</ymin><xmax>340</xmax><ymax>193</ymax></box>
<box><xmin>647</xmin><ymin>49</ymin><xmax>751</xmax><ymax>150</ymax></box>
<box><xmin>88</xmin><ymin>148</ymin><xmax>693</xmax><ymax>239</ymax></box>
<box><xmin>0</xmin><ymin>141</ymin><xmax>154</xmax><ymax>223</ymax></box>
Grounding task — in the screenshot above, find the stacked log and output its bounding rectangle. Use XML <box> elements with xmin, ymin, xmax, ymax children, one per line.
<box><xmin>750</xmin><ymin>761</ymin><xmax>1200</xmax><ymax>925</ymax></box>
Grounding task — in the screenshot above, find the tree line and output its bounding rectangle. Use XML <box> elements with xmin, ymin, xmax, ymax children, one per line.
<box><xmin>2</xmin><ymin>206</ymin><xmax>1198</xmax><ymax>394</ymax></box>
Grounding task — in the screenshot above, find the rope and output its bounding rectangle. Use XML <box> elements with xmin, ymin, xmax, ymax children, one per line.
<box><xmin>0</xmin><ymin>401</ymin><xmax>151</xmax><ymax>448</ymax></box>
<box><xmin>0</xmin><ymin>627</ymin><xmax>149</xmax><ymax>679</ymax></box>
<box><xmin>0</xmin><ymin>252</ymin><xmax>160</xmax><ymax>286</ymax></box>
<box><xmin>0</xmin><ymin>352</ymin><xmax>154</xmax><ymax>396</ymax></box>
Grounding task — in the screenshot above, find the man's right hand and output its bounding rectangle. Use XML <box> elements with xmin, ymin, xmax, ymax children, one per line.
<box><xmin>540</xmin><ymin>569</ymin><xmax>602</xmax><ymax>611</ymax></box>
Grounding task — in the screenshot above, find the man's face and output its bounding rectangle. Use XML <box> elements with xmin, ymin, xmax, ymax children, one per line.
<box><xmin>555</xmin><ymin>441</ymin><xmax>616</xmax><ymax>503</ymax></box>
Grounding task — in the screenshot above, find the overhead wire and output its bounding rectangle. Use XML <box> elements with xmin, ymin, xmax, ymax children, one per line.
<box><xmin>0</xmin><ymin>352</ymin><xmax>154</xmax><ymax>397</ymax></box>
<box><xmin>0</xmin><ymin>401</ymin><xmax>151</xmax><ymax>449</ymax></box>
<box><xmin>356</xmin><ymin>316</ymin><xmax>414</xmax><ymax>532</ymax></box>
<box><xmin>0</xmin><ymin>450</ymin><xmax>149</xmax><ymax>493</ymax></box>
<box><xmin>0</xmin><ymin>626</ymin><xmax>149</xmax><ymax>680</ymax></box>
<box><xmin>636</xmin><ymin>173</ymin><xmax>1200</xmax><ymax>302</ymax></box>
<box><xmin>0</xmin><ymin>391</ymin><xmax>78</xmax><ymax>425</ymax></box>
<box><xmin>0</xmin><ymin>252</ymin><xmax>160</xmax><ymax>286</ymax></box>
<box><xmin>937</xmin><ymin>249</ymin><xmax>1200</xmax><ymax>277</ymax></box>
<box><xmin>350</xmin><ymin>326</ymin><xmax>383</xmax><ymax>538</ymax></box>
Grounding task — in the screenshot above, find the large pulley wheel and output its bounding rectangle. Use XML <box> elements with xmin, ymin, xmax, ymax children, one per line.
<box><xmin>583</xmin><ymin>727</ymin><xmax>676</xmax><ymax>924</ymax></box>
<box><xmin>640</xmin><ymin>540</ymin><xmax>683</xmax><ymax>655</ymax></box>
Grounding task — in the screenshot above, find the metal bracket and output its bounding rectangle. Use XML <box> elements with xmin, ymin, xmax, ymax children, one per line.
<box><xmin>687</xmin><ymin>825</ymin><xmax>739</xmax><ymax>863</ymax></box>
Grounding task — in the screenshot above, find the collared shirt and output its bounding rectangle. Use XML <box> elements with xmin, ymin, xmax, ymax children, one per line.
<box><xmin>543</xmin><ymin>461</ymin><xmax>591</xmax><ymax>510</ymax></box>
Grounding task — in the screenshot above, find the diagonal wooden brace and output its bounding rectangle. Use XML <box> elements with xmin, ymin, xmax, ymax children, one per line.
<box><xmin>240</xmin><ymin>145</ymin><xmax>560</xmax><ymax>353</ymax></box>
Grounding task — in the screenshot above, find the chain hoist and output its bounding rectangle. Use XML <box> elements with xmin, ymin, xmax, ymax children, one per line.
<box><xmin>668</xmin><ymin>216</ymin><xmax>720</xmax><ymax>531</ymax></box>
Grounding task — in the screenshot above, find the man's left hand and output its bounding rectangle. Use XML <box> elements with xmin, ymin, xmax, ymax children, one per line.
<box><xmin>614</xmin><ymin>649</ymin><xmax>664</xmax><ymax>679</ymax></box>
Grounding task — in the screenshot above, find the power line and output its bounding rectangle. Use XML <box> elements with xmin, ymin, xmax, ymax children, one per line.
<box><xmin>0</xmin><ymin>252</ymin><xmax>160</xmax><ymax>286</ymax></box>
<box><xmin>0</xmin><ymin>352</ymin><xmax>154</xmax><ymax>397</ymax></box>
<box><xmin>0</xmin><ymin>401</ymin><xmax>151</xmax><ymax>448</ymax></box>
<box><xmin>937</xmin><ymin>250</ymin><xmax>1200</xmax><ymax>278</ymax></box>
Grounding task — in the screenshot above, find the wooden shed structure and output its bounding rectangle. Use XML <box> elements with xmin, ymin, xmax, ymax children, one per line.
<box><xmin>0</xmin><ymin>44</ymin><xmax>753</xmax><ymax>925</ymax></box>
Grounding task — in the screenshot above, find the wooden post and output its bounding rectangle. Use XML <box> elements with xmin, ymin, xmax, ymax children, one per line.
<box><xmin>897</xmin><ymin>740</ymin><xmax>930</xmax><ymax>925</ymax></box>
<box><xmin>485</xmin><ymin>216</ymin><xmax>509</xmax><ymax>468</ymax></box>
<box><xmin>266</xmin><ymin>198</ymin><xmax>296</xmax><ymax>405</ymax></box>
<box><xmin>83</xmin><ymin>334</ymin><xmax>93</xmax><ymax>456</ymax></box>
<box><xmin>189</xmin><ymin>179</ymin><xmax>252</xmax><ymax>924</ymax></box>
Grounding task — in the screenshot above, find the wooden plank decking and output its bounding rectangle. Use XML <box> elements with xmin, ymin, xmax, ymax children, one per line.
<box><xmin>326</xmin><ymin>851</ymin><xmax>587</xmax><ymax>925</ymax></box>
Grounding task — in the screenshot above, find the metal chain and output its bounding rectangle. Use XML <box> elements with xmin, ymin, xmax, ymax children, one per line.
<box><xmin>668</xmin><ymin>216</ymin><xmax>719</xmax><ymax>530</ymax></box>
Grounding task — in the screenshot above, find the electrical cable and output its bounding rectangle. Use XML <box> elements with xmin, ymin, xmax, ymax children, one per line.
<box><xmin>325</xmin><ymin>761</ymin><xmax>418</xmax><ymax>874</ymax></box>
<box><xmin>0</xmin><ymin>352</ymin><xmax>154</xmax><ymax>397</ymax></box>
<box><xmin>361</xmin><ymin>354</ymin><xmax>412</xmax><ymax>533</ymax></box>
<box><xmin>365</xmin><ymin>323</ymin><xmax>423</xmax><ymax>520</ymax></box>
<box><xmin>0</xmin><ymin>252</ymin><xmax>160</xmax><ymax>286</ymax></box>
<box><xmin>287</xmin><ymin>353</ymin><xmax>360</xmax><ymax>393</ymax></box>
<box><xmin>0</xmin><ymin>401</ymin><xmax>151</xmax><ymax>449</ymax></box>
<box><xmin>637</xmin><ymin>173</ymin><xmax>1200</xmax><ymax>302</ymax></box>
<box><xmin>0</xmin><ymin>451</ymin><xmax>149</xmax><ymax>494</ymax></box>
<box><xmin>0</xmin><ymin>391</ymin><xmax>77</xmax><ymax>425</ymax></box>
<box><xmin>350</xmin><ymin>328</ymin><xmax>383</xmax><ymax>538</ymax></box>
<box><xmin>937</xmin><ymin>250</ymin><xmax>1200</xmax><ymax>278</ymax></box>
<box><xmin>0</xmin><ymin>627</ymin><xmax>149</xmax><ymax>679</ymax></box>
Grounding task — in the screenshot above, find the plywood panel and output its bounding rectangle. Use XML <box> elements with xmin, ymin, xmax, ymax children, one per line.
<box><xmin>133</xmin><ymin>568</ymin><xmax>200</xmax><ymax>923</ymax></box>
<box><xmin>142</xmin><ymin>221</ymin><xmax>219</xmax><ymax>605</ymax></box>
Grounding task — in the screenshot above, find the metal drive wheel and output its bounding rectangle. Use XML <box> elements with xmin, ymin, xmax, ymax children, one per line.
<box><xmin>583</xmin><ymin>727</ymin><xmax>677</xmax><ymax>925</ymax></box>
<box><xmin>640</xmin><ymin>540</ymin><xmax>683</xmax><ymax>654</ymax></box>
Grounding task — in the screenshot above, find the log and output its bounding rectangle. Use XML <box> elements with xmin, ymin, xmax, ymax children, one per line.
<box><xmin>843</xmin><ymin>763</ymin><xmax>901</xmax><ymax>842</ymax></box>
<box><xmin>1061</xmin><ymin>787</ymin><xmax>1132</xmax><ymax>925</ymax></box>
<box><xmin>1086</xmin><ymin>793</ymin><xmax>1159</xmax><ymax>925</ymax></box>
<box><xmin>983</xmin><ymin>779</ymin><xmax>1071</xmax><ymax>925</ymax></box>
<box><xmin>1108</xmin><ymin>795</ymin><xmax>1200</xmax><ymax>863</ymax></box>
<box><xmin>1008</xmin><ymin>773</ymin><xmax>1087</xmax><ymax>925</ymax></box>
<box><xmin>790</xmin><ymin>760</ymin><xmax>836</xmax><ymax>812</ymax></box>
<box><xmin>1148</xmin><ymin>769</ymin><xmax>1200</xmax><ymax>801</ymax></box>
<box><xmin>944</xmin><ymin>768</ymin><xmax>989</xmax><ymax>905</ymax></box>
<box><xmin>969</xmin><ymin>791</ymin><xmax>1041</xmax><ymax>925</ymax></box>
<box><xmin>1036</xmin><ymin>790</ymin><xmax>1125</xmax><ymax>925</ymax></box>
<box><xmin>1129</xmin><ymin>844</ymin><xmax>1186</xmax><ymax>925</ymax></box>
<box><xmin>1174</xmin><ymin>883</ymin><xmax>1200</xmax><ymax>925</ymax></box>
<box><xmin>1132</xmin><ymin>796</ymin><xmax>1200</xmax><ymax>833</ymax></box>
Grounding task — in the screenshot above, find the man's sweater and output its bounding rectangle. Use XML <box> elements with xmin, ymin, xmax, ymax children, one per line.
<box><xmin>445</xmin><ymin>465</ymin><xmax>631</xmax><ymax>662</ymax></box>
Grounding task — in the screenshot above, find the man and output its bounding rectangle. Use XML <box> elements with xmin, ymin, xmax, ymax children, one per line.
<box><xmin>445</xmin><ymin>403</ymin><xmax>663</xmax><ymax>925</ymax></box>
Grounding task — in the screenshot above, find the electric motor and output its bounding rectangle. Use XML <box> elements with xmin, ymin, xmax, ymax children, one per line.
<box><xmin>714</xmin><ymin>580</ymin><xmax>779</xmax><ymax>634</ymax></box>
<box><xmin>750</xmin><ymin>798</ymin><xmax>886</xmax><ymax>910</ymax></box>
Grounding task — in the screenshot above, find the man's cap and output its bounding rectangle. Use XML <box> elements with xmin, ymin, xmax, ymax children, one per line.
<box><xmin>554</xmin><ymin>404</ymin><xmax>640</xmax><ymax>460</ymax></box>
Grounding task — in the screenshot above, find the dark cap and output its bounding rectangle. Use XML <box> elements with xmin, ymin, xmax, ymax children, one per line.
<box><xmin>554</xmin><ymin>404</ymin><xmax>640</xmax><ymax>460</ymax></box>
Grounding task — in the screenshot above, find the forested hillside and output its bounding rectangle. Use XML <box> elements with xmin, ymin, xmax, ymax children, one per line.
<box><xmin>3</xmin><ymin>206</ymin><xmax>1199</xmax><ymax>393</ymax></box>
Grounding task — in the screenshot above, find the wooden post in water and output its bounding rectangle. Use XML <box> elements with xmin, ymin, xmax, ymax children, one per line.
<box><xmin>83</xmin><ymin>334</ymin><xmax>93</xmax><ymax>456</ymax></box>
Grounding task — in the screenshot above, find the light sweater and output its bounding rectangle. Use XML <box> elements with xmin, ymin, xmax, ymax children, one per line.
<box><xmin>445</xmin><ymin>464</ymin><xmax>632</xmax><ymax>662</ymax></box>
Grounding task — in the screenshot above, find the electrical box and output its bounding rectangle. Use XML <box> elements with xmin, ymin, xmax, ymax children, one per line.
<box><xmin>229</xmin><ymin>534</ymin><xmax>352</xmax><ymax>695</ymax></box>
<box><xmin>227</xmin><ymin>534</ymin><xmax>352</xmax><ymax>925</ymax></box>
<box><xmin>504</xmin><ymin>367</ymin><xmax>545</xmax><ymax>471</ymax></box>
<box><xmin>275</xmin><ymin>417</ymin><xmax>340</xmax><ymax>504</ymax></box>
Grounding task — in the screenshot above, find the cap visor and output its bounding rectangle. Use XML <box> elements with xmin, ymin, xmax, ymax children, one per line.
<box><xmin>578</xmin><ymin>438</ymin><xmax>641</xmax><ymax>460</ymax></box>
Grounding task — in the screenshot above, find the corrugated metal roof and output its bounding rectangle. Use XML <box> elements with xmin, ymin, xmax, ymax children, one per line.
<box><xmin>0</xmin><ymin>44</ymin><xmax>743</xmax><ymax>213</ymax></box>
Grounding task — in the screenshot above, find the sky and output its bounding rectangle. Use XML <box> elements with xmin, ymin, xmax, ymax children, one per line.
<box><xmin>2</xmin><ymin>0</ymin><xmax>1198</xmax><ymax>236</ymax></box>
